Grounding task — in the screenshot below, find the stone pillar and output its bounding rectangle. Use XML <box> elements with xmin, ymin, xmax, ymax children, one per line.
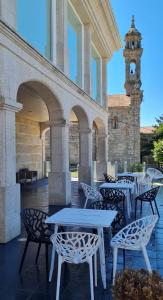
<box><xmin>78</xmin><ymin>128</ymin><xmax>92</xmax><ymax>185</ymax></box>
<box><xmin>102</xmin><ymin>58</ymin><xmax>108</xmax><ymax>108</ymax></box>
<box><xmin>48</xmin><ymin>120</ymin><xmax>71</xmax><ymax>205</ymax></box>
<box><xmin>0</xmin><ymin>100</ymin><xmax>22</xmax><ymax>243</ymax></box>
<box><xmin>83</xmin><ymin>24</ymin><xmax>92</xmax><ymax>95</ymax></box>
<box><xmin>96</xmin><ymin>133</ymin><xmax>108</xmax><ymax>180</ymax></box>
<box><xmin>56</xmin><ymin>0</ymin><xmax>68</xmax><ymax>74</ymax></box>
<box><xmin>0</xmin><ymin>0</ymin><xmax>16</xmax><ymax>29</ymax></box>
<box><xmin>97</xmin><ymin>58</ymin><xmax>102</xmax><ymax>105</ymax></box>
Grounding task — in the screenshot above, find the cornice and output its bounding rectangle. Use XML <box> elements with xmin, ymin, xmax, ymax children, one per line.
<box><xmin>0</xmin><ymin>19</ymin><xmax>107</xmax><ymax>116</ymax></box>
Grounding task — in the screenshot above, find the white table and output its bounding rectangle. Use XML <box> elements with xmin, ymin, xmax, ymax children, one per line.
<box><xmin>45</xmin><ymin>208</ymin><xmax>117</xmax><ymax>289</ymax></box>
<box><xmin>99</xmin><ymin>182</ymin><xmax>135</xmax><ymax>218</ymax></box>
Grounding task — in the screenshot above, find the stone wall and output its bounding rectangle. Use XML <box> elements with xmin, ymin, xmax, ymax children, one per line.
<box><xmin>108</xmin><ymin>107</ymin><xmax>130</xmax><ymax>171</ymax></box>
<box><xmin>69</xmin><ymin>123</ymin><xmax>79</xmax><ymax>165</ymax></box>
<box><xmin>16</xmin><ymin>116</ymin><xmax>43</xmax><ymax>179</ymax></box>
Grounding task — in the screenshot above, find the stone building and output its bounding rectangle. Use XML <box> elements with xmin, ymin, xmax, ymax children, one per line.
<box><xmin>108</xmin><ymin>16</ymin><xmax>143</xmax><ymax>171</ymax></box>
<box><xmin>0</xmin><ymin>0</ymin><xmax>121</xmax><ymax>242</ymax></box>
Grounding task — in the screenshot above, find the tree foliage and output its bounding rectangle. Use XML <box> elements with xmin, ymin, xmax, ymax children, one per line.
<box><xmin>152</xmin><ymin>140</ymin><xmax>163</xmax><ymax>163</ymax></box>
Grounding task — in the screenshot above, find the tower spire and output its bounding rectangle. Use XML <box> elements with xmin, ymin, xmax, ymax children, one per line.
<box><xmin>131</xmin><ymin>15</ymin><xmax>135</xmax><ymax>28</ymax></box>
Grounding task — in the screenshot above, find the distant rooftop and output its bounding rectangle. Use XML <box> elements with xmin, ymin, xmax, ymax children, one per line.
<box><xmin>140</xmin><ymin>126</ymin><xmax>155</xmax><ymax>134</ymax></box>
<box><xmin>108</xmin><ymin>94</ymin><xmax>131</xmax><ymax>107</ymax></box>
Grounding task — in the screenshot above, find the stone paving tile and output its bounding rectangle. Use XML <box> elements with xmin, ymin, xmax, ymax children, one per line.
<box><xmin>0</xmin><ymin>181</ymin><xmax>162</xmax><ymax>300</ymax></box>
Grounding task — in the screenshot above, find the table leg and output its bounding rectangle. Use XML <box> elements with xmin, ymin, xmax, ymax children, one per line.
<box><xmin>97</xmin><ymin>227</ymin><xmax>107</xmax><ymax>289</ymax></box>
<box><xmin>126</xmin><ymin>189</ymin><xmax>131</xmax><ymax>218</ymax></box>
<box><xmin>49</xmin><ymin>224</ymin><xmax>58</xmax><ymax>282</ymax></box>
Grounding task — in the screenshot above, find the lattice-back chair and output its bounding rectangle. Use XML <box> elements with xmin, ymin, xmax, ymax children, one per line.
<box><xmin>103</xmin><ymin>173</ymin><xmax>117</xmax><ymax>183</ymax></box>
<box><xmin>19</xmin><ymin>208</ymin><xmax>52</xmax><ymax>278</ymax></box>
<box><xmin>89</xmin><ymin>201</ymin><xmax>126</xmax><ymax>267</ymax></box>
<box><xmin>146</xmin><ymin>168</ymin><xmax>163</xmax><ymax>181</ymax></box>
<box><xmin>100</xmin><ymin>188</ymin><xmax>125</xmax><ymax>211</ymax></box>
<box><xmin>117</xmin><ymin>175</ymin><xmax>134</xmax><ymax>182</ymax></box>
<box><xmin>51</xmin><ymin>232</ymin><xmax>101</xmax><ymax>300</ymax></box>
<box><xmin>89</xmin><ymin>201</ymin><xmax>126</xmax><ymax>236</ymax></box>
<box><xmin>135</xmin><ymin>186</ymin><xmax>160</xmax><ymax>219</ymax></box>
<box><xmin>111</xmin><ymin>214</ymin><xmax>158</xmax><ymax>285</ymax></box>
<box><xmin>80</xmin><ymin>182</ymin><xmax>103</xmax><ymax>208</ymax></box>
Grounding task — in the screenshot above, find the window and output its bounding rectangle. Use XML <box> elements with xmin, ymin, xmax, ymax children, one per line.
<box><xmin>130</xmin><ymin>62</ymin><xmax>136</xmax><ymax>74</ymax></box>
<box><xmin>16</xmin><ymin>0</ymin><xmax>51</xmax><ymax>60</ymax></box>
<box><xmin>67</xmin><ymin>3</ymin><xmax>82</xmax><ymax>87</ymax></box>
<box><xmin>91</xmin><ymin>45</ymin><xmax>101</xmax><ymax>102</ymax></box>
<box><xmin>112</xmin><ymin>116</ymin><xmax>118</xmax><ymax>129</ymax></box>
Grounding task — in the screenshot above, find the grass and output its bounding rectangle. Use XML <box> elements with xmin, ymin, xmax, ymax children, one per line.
<box><xmin>71</xmin><ymin>170</ymin><xmax>78</xmax><ymax>178</ymax></box>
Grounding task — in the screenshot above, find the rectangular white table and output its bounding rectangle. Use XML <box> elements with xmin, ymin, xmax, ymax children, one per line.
<box><xmin>45</xmin><ymin>208</ymin><xmax>117</xmax><ymax>289</ymax></box>
<box><xmin>99</xmin><ymin>182</ymin><xmax>135</xmax><ymax>218</ymax></box>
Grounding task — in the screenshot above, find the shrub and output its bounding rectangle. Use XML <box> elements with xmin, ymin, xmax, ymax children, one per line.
<box><xmin>130</xmin><ymin>163</ymin><xmax>143</xmax><ymax>172</ymax></box>
<box><xmin>112</xmin><ymin>269</ymin><xmax>163</xmax><ymax>300</ymax></box>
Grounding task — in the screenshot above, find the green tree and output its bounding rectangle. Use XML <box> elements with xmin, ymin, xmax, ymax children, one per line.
<box><xmin>152</xmin><ymin>140</ymin><xmax>163</xmax><ymax>163</ymax></box>
<box><xmin>154</xmin><ymin>114</ymin><xmax>163</xmax><ymax>140</ymax></box>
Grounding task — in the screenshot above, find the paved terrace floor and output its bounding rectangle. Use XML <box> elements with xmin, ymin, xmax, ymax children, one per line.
<box><xmin>0</xmin><ymin>179</ymin><xmax>163</xmax><ymax>300</ymax></box>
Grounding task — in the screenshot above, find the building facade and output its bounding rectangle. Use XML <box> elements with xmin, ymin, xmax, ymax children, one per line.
<box><xmin>108</xmin><ymin>16</ymin><xmax>143</xmax><ymax>171</ymax></box>
<box><xmin>0</xmin><ymin>0</ymin><xmax>121</xmax><ymax>242</ymax></box>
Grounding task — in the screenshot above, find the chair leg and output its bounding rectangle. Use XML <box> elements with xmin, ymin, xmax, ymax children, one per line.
<box><xmin>149</xmin><ymin>201</ymin><xmax>155</xmax><ymax>215</ymax></box>
<box><xmin>19</xmin><ymin>238</ymin><xmax>30</xmax><ymax>273</ymax></box>
<box><xmin>135</xmin><ymin>199</ymin><xmax>137</xmax><ymax>219</ymax></box>
<box><xmin>140</xmin><ymin>200</ymin><xmax>143</xmax><ymax>215</ymax></box>
<box><xmin>123</xmin><ymin>249</ymin><xmax>125</xmax><ymax>269</ymax></box>
<box><xmin>35</xmin><ymin>243</ymin><xmax>41</xmax><ymax>264</ymax></box>
<box><xmin>112</xmin><ymin>247</ymin><xmax>118</xmax><ymax>285</ymax></box>
<box><xmin>154</xmin><ymin>199</ymin><xmax>160</xmax><ymax>217</ymax></box>
<box><xmin>94</xmin><ymin>252</ymin><xmax>97</xmax><ymax>287</ymax></box>
<box><xmin>88</xmin><ymin>258</ymin><xmax>94</xmax><ymax>300</ymax></box>
<box><xmin>56</xmin><ymin>255</ymin><xmax>62</xmax><ymax>300</ymax></box>
<box><xmin>142</xmin><ymin>246</ymin><xmax>152</xmax><ymax>273</ymax></box>
<box><xmin>45</xmin><ymin>243</ymin><xmax>49</xmax><ymax>280</ymax></box>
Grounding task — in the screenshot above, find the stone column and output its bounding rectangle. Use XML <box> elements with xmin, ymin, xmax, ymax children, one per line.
<box><xmin>0</xmin><ymin>100</ymin><xmax>22</xmax><ymax>243</ymax></box>
<box><xmin>102</xmin><ymin>58</ymin><xmax>108</xmax><ymax>108</ymax></box>
<box><xmin>96</xmin><ymin>133</ymin><xmax>108</xmax><ymax>180</ymax></box>
<box><xmin>56</xmin><ymin>0</ymin><xmax>68</xmax><ymax>74</ymax></box>
<box><xmin>83</xmin><ymin>23</ymin><xmax>92</xmax><ymax>95</ymax></box>
<box><xmin>97</xmin><ymin>58</ymin><xmax>102</xmax><ymax>105</ymax></box>
<box><xmin>48</xmin><ymin>120</ymin><xmax>71</xmax><ymax>205</ymax></box>
<box><xmin>78</xmin><ymin>128</ymin><xmax>92</xmax><ymax>185</ymax></box>
<box><xmin>0</xmin><ymin>0</ymin><xmax>16</xmax><ymax>29</ymax></box>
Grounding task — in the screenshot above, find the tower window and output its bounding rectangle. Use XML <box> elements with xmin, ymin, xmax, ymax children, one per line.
<box><xmin>112</xmin><ymin>117</ymin><xmax>118</xmax><ymax>129</ymax></box>
<box><xmin>130</xmin><ymin>62</ymin><xmax>136</xmax><ymax>74</ymax></box>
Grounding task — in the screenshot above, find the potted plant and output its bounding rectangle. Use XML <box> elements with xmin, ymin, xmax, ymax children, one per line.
<box><xmin>112</xmin><ymin>269</ymin><xmax>163</xmax><ymax>300</ymax></box>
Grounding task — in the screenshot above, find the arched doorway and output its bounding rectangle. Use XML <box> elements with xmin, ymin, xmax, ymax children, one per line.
<box><xmin>16</xmin><ymin>81</ymin><xmax>71</xmax><ymax>207</ymax></box>
<box><xmin>92</xmin><ymin>117</ymin><xmax>107</xmax><ymax>181</ymax></box>
<box><xmin>69</xmin><ymin>105</ymin><xmax>92</xmax><ymax>185</ymax></box>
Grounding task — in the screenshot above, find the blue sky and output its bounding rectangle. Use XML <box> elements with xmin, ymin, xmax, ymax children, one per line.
<box><xmin>109</xmin><ymin>0</ymin><xmax>163</xmax><ymax>126</ymax></box>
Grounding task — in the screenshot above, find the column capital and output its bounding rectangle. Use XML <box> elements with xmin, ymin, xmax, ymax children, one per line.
<box><xmin>79</xmin><ymin>128</ymin><xmax>92</xmax><ymax>134</ymax></box>
<box><xmin>49</xmin><ymin>119</ymin><xmax>70</xmax><ymax>128</ymax></box>
<box><xmin>0</xmin><ymin>99</ymin><xmax>22</xmax><ymax>113</ymax></box>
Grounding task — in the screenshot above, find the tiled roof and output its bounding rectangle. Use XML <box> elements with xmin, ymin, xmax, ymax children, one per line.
<box><xmin>140</xmin><ymin>126</ymin><xmax>155</xmax><ymax>134</ymax></box>
<box><xmin>108</xmin><ymin>94</ymin><xmax>131</xmax><ymax>107</ymax></box>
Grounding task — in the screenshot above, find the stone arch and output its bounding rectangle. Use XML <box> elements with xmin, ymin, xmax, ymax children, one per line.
<box><xmin>17</xmin><ymin>80</ymin><xmax>63</xmax><ymax>122</ymax></box>
<box><xmin>16</xmin><ymin>80</ymin><xmax>71</xmax><ymax>207</ymax></box>
<box><xmin>92</xmin><ymin>117</ymin><xmax>107</xmax><ymax>180</ymax></box>
<box><xmin>69</xmin><ymin>105</ymin><xmax>91</xmax><ymax>185</ymax></box>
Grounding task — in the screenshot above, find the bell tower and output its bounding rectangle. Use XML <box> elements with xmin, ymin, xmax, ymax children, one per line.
<box><xmin>124</xmin><ymin>16</ymin><xmax>143</xmax><ymax>163</ymax></box>
<box><xmin>124</xmin><ymin>15</ymin><xmax>143</xmax><ymax>99</ymax></box>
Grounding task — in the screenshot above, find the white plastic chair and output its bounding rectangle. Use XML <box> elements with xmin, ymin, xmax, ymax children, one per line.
<box><xmin>110</xmin><ymin>214</ymin><xmax>158</xmax><ymax>285</ymax></box>
<box><xmin>138</xmin><ymin>174</ymin><xmax>152</xmax><ymax>194</ymax></box>
<box><xmin>51</xmin><ymin>232</ymin><xmax>101</xmax><ymax>300</ymax></box>
<box><xmin>80</xmin><ymin>182</ymin><xmax>103</xmax><ymax>208</ymax></box>
<box><xmin>146</xmin><ymin>168</ymin><xmax>163</xmax><ymax>182</ymax></box>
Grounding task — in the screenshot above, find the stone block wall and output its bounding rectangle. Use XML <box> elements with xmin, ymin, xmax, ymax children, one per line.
<box><xmin>69</xmin><ymin>123</ymin><xmax>79</xmax><ymax>165</ymax></box>
<box><xmin>108</xmin><ymin>108</ymin><xmax>130</xmax><ymax>169</ymax></box>
<box><xmin>16</xmin><ymin>116</ymin><xmax>43</xmax><ymax>179</ymax></box>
